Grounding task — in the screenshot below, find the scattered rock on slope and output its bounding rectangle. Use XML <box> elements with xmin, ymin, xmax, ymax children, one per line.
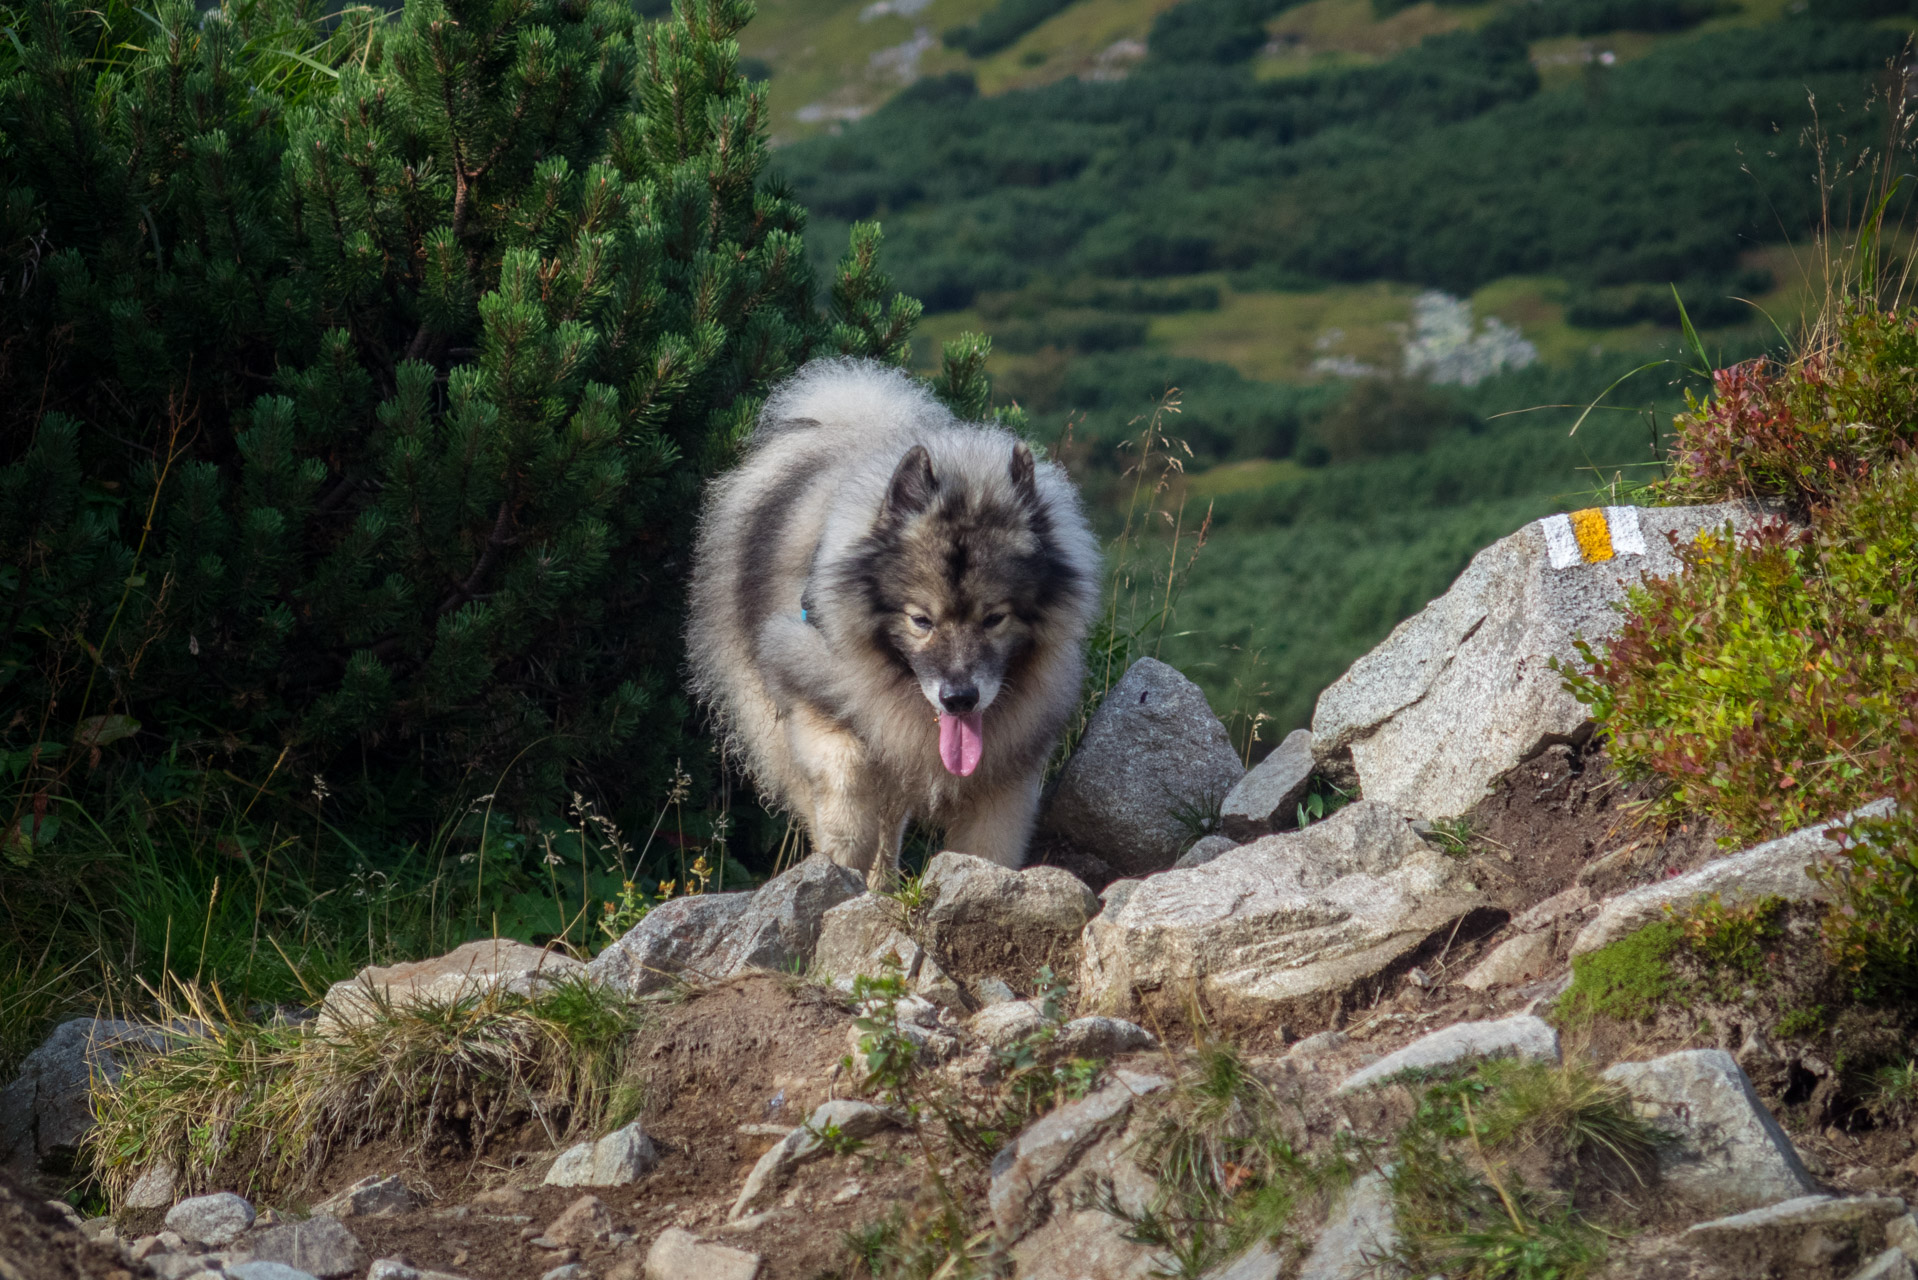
<box><xmin>1312</xmin><ymin>502</ymin><xmax>1767</xmax><ymax>820</ymax></box>
<box><xmin>319</xmin><ymin>939</ymin><xmax>586</xmax><ymax>1027</ymax></box>
<box><xmin>1336</xmin><ymin>1015</ymin><xmax>1559</xmax><ymax>1094</ymax></box>
<box><xmin>591</xmin><ymin>856</ymin><xmax>863</xmax><ymax>995</ymax></box>
<box><xmin>919</xmin><ymin>852</ymin><xmax>1100</xmax><ymax>988</ymax></box>
<box><xmin>1079</xmin><ymin>799</ymin><xmax>1484</xmax><ymax>1021</ymax></box>
<box><xmin>1219</xmin><ymin>728</ymin><xmax>1316</xmax><ymax>840</ymax></box>
<box><xmin>1570</xmin><ymin>800</ymin><xmax>1895</xmax><ymax>956</ymax></box>
<box><xmin>1042</xmin><ymin>658</ymin><xmax>1246</xmax><ymax>878</ymax></box>
<box><xmin>0</xmin><ymin>1017</ymin><xmax>170</xmax><ymax>1180</ymax></box>
<box><xmin>1602</xmin><ymin>1049</ymin><xmax>1816</xmax><ymax>1214</ymax></box>
<box><xmin>545</xmin><ymin>1121</ymin><xmax>659</xmax><ymax>1187</ymax></box>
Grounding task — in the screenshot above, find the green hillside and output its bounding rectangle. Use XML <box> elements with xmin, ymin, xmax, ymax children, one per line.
<box><xmin>748</xmin><ymin>0</ymin><xmax>1917</xmax><ymax>751</ymax></box>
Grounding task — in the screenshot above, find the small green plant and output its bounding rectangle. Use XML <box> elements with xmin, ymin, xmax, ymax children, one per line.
<box><xmin>1869</xmin><ymin>1060</ymin><xmax>1918</xmax><ymax>1126</ymax></box>
<box><xmin>1554</xmin><ymin>922</ymin><xmax>1683</xmax><ymax>1027</ymax></box>
<box><xmin>1815</xmin><ymin>802</ymin><xmax>1918</xmax><ymax>999</ymax></box>
<box><xmin>810</xmin><ymin>1120</ymin><xmax>869</xmax><ymax>1158</ymax></box>
<box><xmin>1775</xmin><ymin>1006</ymin><xmax>1827</xmax><ymax>1039</ymax></box>
<box><xmin>1092</xmin><ymin>1034</ymin><xmax>1361</xmax><ymax>1279</ymax></box>
<box><xmin>1672</xmin><ymin>894</ymin><xmax>1785</xmax><ymax>979</ymax></box>
<box><xmin>1427</xmin><ymin>816</ymin><xmax>1476</xmax><ymax>859</ymax></box>
<box><xmin>1169</xmin><ymin>789</ymin><xmax>1226</xmax><ymax>849</ymax></box>
<box><xmin>1388</xmin><ymin>1061</ymin><xmax>1655</xmax><ymax>1280</ymax></box>
<box><xmin>1295</xmin><ymin>778</ymin><xmax>1354</xmax><ymax>830</ymax></box>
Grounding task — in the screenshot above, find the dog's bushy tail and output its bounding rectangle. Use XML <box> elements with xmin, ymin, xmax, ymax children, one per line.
<box><xmin>756</xmin><ymin>357</ymin><xmax>956</xmax><ymax>441</ymax></box>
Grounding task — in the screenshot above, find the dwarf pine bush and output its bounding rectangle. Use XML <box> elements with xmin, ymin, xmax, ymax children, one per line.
<box><xmin>0</xmin><ymin>0</ymin><xmax>934</xmax><ymax>828</ymax></box>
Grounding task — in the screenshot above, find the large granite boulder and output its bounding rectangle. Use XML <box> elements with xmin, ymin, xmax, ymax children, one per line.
<box><xmin>0</xmin><ymin>1017</ymin><xmax>170</xmax><ymax>1179</ymax></box>
<box><xmin>320</xmin><ymin>939</ymin><xmax>586</xmax><ymax>1027</ymax></box>
<box><xmin>1571</xmin><ymin>800</ymin><xmax>1895</xmax><ymax>956</ymax></box>
<box><xmin>1079</xmin><ymin>800</ymin><xmax>1483</xmax><ymax>1021</ymax></box>
<box><xmin>590</xmin><ymin>856</ymin><xmax>863</xmax><ymax>996</ymax></box>
<box><xmin>1602</xmin><ymin>1049</ymin><xmax>1816</xmax><ymax>1213</ymax></box>
<box><xmin>1312</xmin><ymin>502</ymin><xmax>1767</xmax><ymax>820</ymax></box>
<box><xmin>1042</xmin><ymin>659</ymin><xmax>1246</xmax><ymax>877</ymax></box>
<box><xmin>1336</xmin><ymin>1015</ymin><xmax>1559</xmax><ymax>1095</ymax></box>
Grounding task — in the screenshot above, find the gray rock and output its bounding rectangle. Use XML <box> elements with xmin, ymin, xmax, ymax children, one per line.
<box><xmin>989</xmin><ymin>1070</ymin><xmax>1171</xmax><ymax>1242</ymax></box>
<box><xmin>148</xmin><ymin>1255</ymin><xmax>218</xmax><ymax>1280</ymax></box>
<box><xmin>166</xmin><ymin>1192</ymin><xmax>256</xmax><ymax>1246</ymax></box>
<box><xmin>1285</xmin><ymin>1030</ymin><xmax>1350</xmax><ymax>1070</ymax></box>
<box><xmin>1297</xmin><ymin>1173</ymin><xmax>1398</xmax><ymax>1280</ymax></box>
<box><xmin>1220</xmin><ymin>729</ymin><xmax>1316</xmax><ymax>841</ymax></box>
<box><xmin>368</xmin><ymin>1262</ymin><xmax>474</xmax><ymax>1280</ymax></box>
<box><xmin>241</xmin><ymin>1214</ymin><xmax>363</xmax><ymax>1278</ymax></box>
<box><xmin>1603</xmin><ymin>1049</ymin><xmax>1816</xmax><ymax>1212</ymax></box>
<box><xmin>1052</xmin><ymin>1017</ymin><xmax>1157</xmax><ymax>1059</ymax></box>
<box><xmin>918</xmin><ymin>852</ymin><xmax>1101</xmax><ymax>985</ymax></box>
<box><xmin>1007</xmin><ymin>1112</ymin><xmax>1163</xmax><ymax>1280</ymax></box>
<box><xmin>125</xmin><ymin>1163</ymin><xmax>178</xmax><ymax>1210</ymax></box>
<box><xmin>729</xmin><ymin>1100</ymin><xmax>899</xmax><ymax>1219</ymax></box>
<box><xmin>227</xmin><ymin>1264</ymin><xmax>320</xmax><ymax>1280</ymax></box>
<box><xmin>544</xmin><ymin>1121</ymin><xmax>659</xmax><ymax>1187</ymax></box>
<box><xmin>1571</xmin><ymin>801</ymin><xmax>1896</xmax><ymax>956</ymax></box>
<box><xmin>1043</xmin><ymin>659</ymin><xmax>1246</xmax><ymax>878</ymax></box>
<box><xmin>313</xmin><ymin>1175</ymin><xmax>417</xmax><ymax>1219</ymax></box>
<box><xmin>544</xmin><ymin>1194</ymin><xmax>613</xmax><ymax>1246</ymax></box>
<box><xmin>970</xmin><ymin>1000</ymin><xmax>1049</xmax><ymax>1049</ymax></box>
<box><xmin>811</xmin><ymin>894</ymin><xmax>958</xmax><ymax>1006</ymax></box>
<box><xmin>703</xmin><ymin>856</ymin><xmax>865</xmax><ymax>977</ymax></box>
<box><xmin>1079</xmin><ymin>800</ymin><xmax>1482</xmax><ymax>1019</ymax></box>
<box><xmin>1337</xmin><ymin>1015</ymin><xmax>1559</xmax><ymax>1094</ymax></box>
<box><xmin>1856</xmin><ymin>1249</ymin><xmax>1917</xmax><ymax>1280</ymax></box>
<box><xmin>538</xmin><ymin>1267</ymin><xmax>589</xmax><ymax>1280</ymax></box>
<box><xmin>1678</xmin><ymin>1195</ymin><xmax>1911</xmax><ymax>1279</ymax></box>
<box><xmin>1175</xmin><ymin>835</ymin><xmax>1239</xmax><ymax>869</ymax></box>
<box><xmin>645</xmin><ymin>1227</ymin><xmax>762</xmax><ymax>1280</ymax></box>
<box><xmin>1458</xmin><ymin>930</ymin><xmax>1557</xmax><ymax>991</ymax></box>
<box><xmin>973</xmin><ymin>977</ymin><xmax>1019</xmax><ymax>1006</ymax></box>
<box><xmin>1511</xmin><ymin>884</ymin><xmax>1595</xmax><ymax>934</ymax></box>
<box><xmin>319</xmin><ymin>940</ymin><xmax>587</xmax><ymax>1028</ymax></box>
<box><xmin>0</xmin><ymin>1017</ymin><xmax>170</xmax><ymax>1177</ymax></box>
<box><xmin>1312</xmin><ymin>502</ymin><xmax>1767</xmax><ymax>820</ymax></box>
<box><xmin>593</xmin><ymin>857</ymin><xmax>862</xmax><ymax>996</ymax></box>
<box><xmin>588</xmin><ymin>892</ymin><xmax>752</xmax><ymax>995</ymax></box>
<box><xmin>1889</xmin><ymin>1212</ymin><xmax>1918</xmax><ymax>1260</ymax></box>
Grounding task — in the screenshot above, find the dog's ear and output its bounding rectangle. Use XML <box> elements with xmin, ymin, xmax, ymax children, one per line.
<box><xmin>1009</xmin><ymin>440</ymin><xmax>1037</xmax><ymax>502</ymax></box>
<box><xmin>884</xmin><ymin>445</ymin><xmax>938</xmax><ymax>521</ymax></box>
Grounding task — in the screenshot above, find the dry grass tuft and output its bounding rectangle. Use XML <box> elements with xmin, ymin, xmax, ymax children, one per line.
<box><xmin>86</xmin><ymin>973</ymin><xmax>639</xmax><ymax>1207</ymax></box>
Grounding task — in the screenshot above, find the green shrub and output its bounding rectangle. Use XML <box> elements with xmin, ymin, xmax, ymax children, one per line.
<box><xmin>1564</xmin><ymin>459</ymin><xmax>1918</xmax><ymax>846</ymax></box>
<box><xmin>1657</xmin><ymin>308</ymin><xmax>1918</xmax><ymax>513</ymax></box>
<box><xmin>0</xmin><ymin>0</ymin><xmax>925</xmax><ymax>829</ymax></box>
<box><xmin>1555</xmin><ymin>923</ymin><xmax>1682</xmax><ymax>1026</ymax></box>
<box><xmin>1673</xmin><ymin>894</ymin><xmax>1785</xmax><ymax>979</ymax></box>
<box><xmin>1816</xmin><ymin>801</ymin><xmax>1918</xmax><ymax>999</ymax></box>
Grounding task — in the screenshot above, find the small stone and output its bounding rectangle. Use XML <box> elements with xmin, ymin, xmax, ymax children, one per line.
<box><xmin>1853</xmin><ymin>1249</ymin><xmax>1916</xmax><ymax>1280</ymax></box>
<box><xmin>165</xmin><ymin>1192</ymin><xmax>256</xmax><ymax>1247</ymax></box>
<box><xmin>129</xmin><ymin>1234</ymin><xmax>166</xmax><ymax>1261</ymax></box>
<box><xmin>988</xmin><ymin>1072</ymin><xmax>1171</xmax><ymax>1241</ymax></box>
<box><xmin>242</xmin><ymin>1214</ymin><xmax>364</xmax><ymax>1279</ymax></box>
<box><xmin>147</xmin><ymin>1255</ymin><xmax>216</xmax><ymax>1280</ymax></box>
<box><xmin>157</xmin><ymin>1230</ymin><xmax>185</xmax><ymax>1250</ymax></box>
<box><xmin>546</xmin><ymin>1195</ymin><xmax>615</xmax><ymax>1247</ymax></box>
<box><xmin>968</xmin><ymin>1000</ymin><xmax>1047</xmax><ymax>1049</ymax></box>
<box><xmin>1051</xmin><ymin>1017</ymin><xmax>1157</xmax><ymax>1059</ymax></box>
<box><xmin>532</xmin><ymin>1236</ymin><xmax>562</xmax><ymax>1249</ymax></box>
<box><xmin>1175</xmin><ymin>834</ymin><xmax>1239</xmax><ymax>870</ymax></box>
<box><xmin>1219</xmin><ymin>728</ymin><xmax>1316</xmax><ymax>841</ymax></box>
<box><xmin>125</xmin><ymin>1163</ymin><xmax>177</xmax><ymax>1210</ymax></box>
<box><xmin>318</xmin><ymin>939</ymin><xmax>587</xmax><ymax>1028</ymax></box>
<box><xmin>1296</xmin><ymin>1173</ymin><xmax>1396</xmax><ymax>1280</ymax></box>
<box><xmin>831</xmin><ymin>1181</ymin><xmax>862</xmax><ymax>1205</ymax></box>
<box><xmin>540</xmin><ymin>1265</ymin><xmax>591</xmax><ymax>1280</ymax></box>
<box><xmin>545</xmin><ymin>1123</ymin><xmax>659</xmax><ymax>1187</ymax></box>
<box><xmin>643</xmin><ymin>1227</ymin><xmax>761</xmax><ymax>1280</ymax></box>
<box><xmin>971</xmin><ymin>977</ymin><xmax>1017</xmax><ymax>1006</ymax></box>
<box><xmin>728</xmin><ymin>1101</ymin><xmax>898</xmax><ymax>1220</ymax></box>
<box><xmin>1889</xmin><ymin>1212</ymin><xmax>1918</xmax><ymax>1260</ymax></box>
<box><xmin>226</xmin><ymin>1263</ymin><xmax>321</xmax><ymax>1280</ymax></box>
<box><xmin>1457</xmin><ymin>931</ymin><xmax>1558</xmax><ymax>992</ymax></box>
<box><xmin>314</xmin><ymin>1175</ymin><xmax>419</xmax><ymax>1219</ymax></box>
<box><xmin>1335</xmin><ymin>1015</ymin><xmax>1558</xmax><ymax>1094</ymax></box>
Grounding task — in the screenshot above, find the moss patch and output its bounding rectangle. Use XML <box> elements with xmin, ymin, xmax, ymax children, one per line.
<box><xmin>1555</xmin><ymin>922</ymin><xmax>1684</xmax><ymax>1027</ymax></box>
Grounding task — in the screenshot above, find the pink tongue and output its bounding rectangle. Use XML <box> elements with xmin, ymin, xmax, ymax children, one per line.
<box><xmin>938</xmin><ymin>711</ymin><xmax>984</xmax><ymax>777</ymax></box>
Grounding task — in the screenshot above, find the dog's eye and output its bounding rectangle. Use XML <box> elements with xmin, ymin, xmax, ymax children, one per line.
<box><xmin>908</xmin><ymin>613</ymin><xmax>933</xmax><ymax>632</ymax></box>
<box><xmin>982</xmin><ymin>612</ymin><xmax>1007</xmax><ymax>628</ymax></box>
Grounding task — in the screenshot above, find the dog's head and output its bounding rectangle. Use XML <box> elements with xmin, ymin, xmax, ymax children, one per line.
<box><xmin>847</xmin><ymin>439</ymin><xmax>1080</xmax><ymax>775</ymax></box>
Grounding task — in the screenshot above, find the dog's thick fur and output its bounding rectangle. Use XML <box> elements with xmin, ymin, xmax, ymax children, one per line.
<box><xmin>687</xmin><ymin>358</ymin><xmax>1101</xmax><ymax>881</ymax></box>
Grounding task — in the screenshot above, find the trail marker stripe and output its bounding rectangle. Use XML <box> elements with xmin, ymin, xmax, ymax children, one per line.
<box><xmin>1540</xmin><ymin>507</ymin><xmax>1647</xmax><ymax>569</ymax></box>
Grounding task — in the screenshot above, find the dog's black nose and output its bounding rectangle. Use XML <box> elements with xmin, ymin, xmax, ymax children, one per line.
<box><xmin>939</xmin><ymin>683</ymin><xmax>979</xmax><ymax>714</ymax></box>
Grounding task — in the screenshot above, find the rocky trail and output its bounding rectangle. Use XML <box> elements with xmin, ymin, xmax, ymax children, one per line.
<box><xmin>6</xmin><ymin>501</ymin><xmax>1918</xmax><ymax>1280</ymax></box>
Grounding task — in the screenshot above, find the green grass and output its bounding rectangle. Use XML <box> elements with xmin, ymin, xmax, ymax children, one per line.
<box><xmin>1555</xmin><ymin>923</ymin><xmax>1684</xmax><ymax>1028</ymax></box>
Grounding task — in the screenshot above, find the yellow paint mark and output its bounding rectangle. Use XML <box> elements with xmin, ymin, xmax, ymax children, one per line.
<box><xmin>1569</xmin><ymin>508</ymin><xmax>1614</xmax><ymax>563</ymax></box>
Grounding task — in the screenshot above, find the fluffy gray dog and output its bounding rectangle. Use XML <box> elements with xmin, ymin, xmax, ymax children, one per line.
<box><xmin>687</xmin><ymin>358</ymin><xmax>1102</xmax><ymax>882</ymax></box>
